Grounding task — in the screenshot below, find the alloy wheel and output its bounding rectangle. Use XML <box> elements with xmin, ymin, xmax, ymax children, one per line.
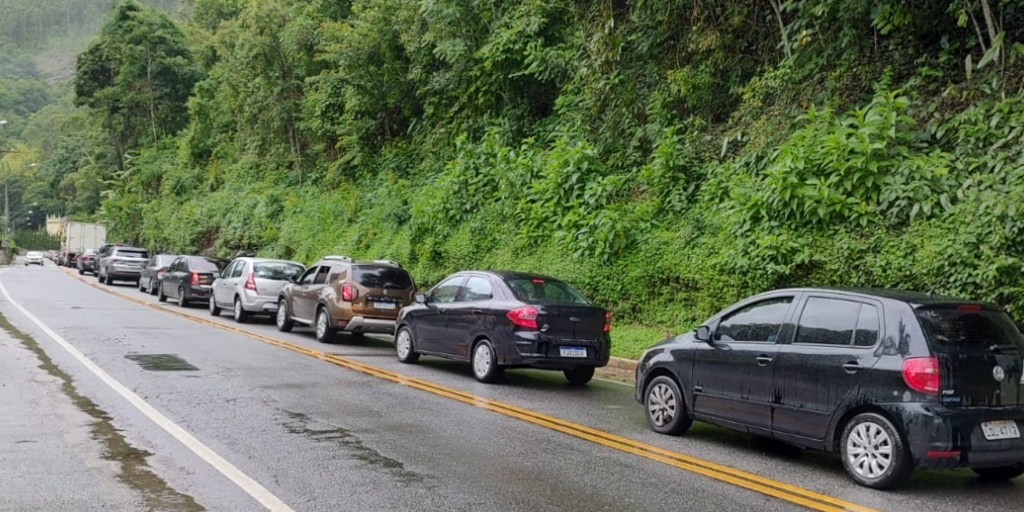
<box><xmin>276</xmin><ymin>302</ymin><xmax>287</xmax><ymax>328</ymax></box>
<box><xmin>316</xmin><ymin>310</ymin><xmax>328</xmax><ymax>339</ymax></box>
<box><xmin>647</xmin><ymin>382</ymin><xmax>678</xmax><ymax>427</ymax></box>
<box><xmin>396</xmin><ymin>330</ymin><xmax>412</xmax><ymax>359</ymax></box>
<box><xmin>846</xmin><ymin>421</ymin><xmax>893</xmax><ymax>480</ymax></box>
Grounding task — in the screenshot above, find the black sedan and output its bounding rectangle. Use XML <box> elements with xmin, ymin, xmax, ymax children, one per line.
<box><xmin>139</xmin><ymin>254</ymin><xmax>180</xmax><ymax>295</ymax></box>
<box><xmin>158</xmin><ymin>256</ymin><xmax>229</xmax><ymax>307</ymax></box>
<box><xmin>394</xmin><ymin>271</ymin><xmax>610</xmax><ymax>385</ymax></box>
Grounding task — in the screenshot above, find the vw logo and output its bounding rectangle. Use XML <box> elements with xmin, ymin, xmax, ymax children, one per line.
<box><xmin>993</xmin><ymin>366</ymin><xmax>1006</xmax><ymax>382</ymax></box>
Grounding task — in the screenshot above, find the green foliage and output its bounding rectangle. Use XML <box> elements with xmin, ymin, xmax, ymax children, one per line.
<box><xmin>13</xmin><ymin>229</ymin><xmax>60</xmax><ymax>250</ymax></box>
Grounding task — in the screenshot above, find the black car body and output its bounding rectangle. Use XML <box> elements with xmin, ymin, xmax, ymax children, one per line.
<box><xmin>159</xmin><ymin>256</ymin><xmax>229</xmax><ymax>307</ymax></box>
<box><xmin>98</xmin><ymin>246</ymin><xmax>149</xmax><ymax>284</ymax></box>
<box><xmin>635</xmin><ymin>288</ymin><xmax>1024</xmax><ymax>489</ymax></box>
<box><xmin>77</xmin><ymin>249</ymin><xmax>99</xmax><ymax>274</ymax></box>
<box><xmin>140</xmin><ymin>254</ymin><xmax>180</xmax><ymax>295</ymax></box>
<box><xmin>395</xmin><ymin>271</ymin><xmax>610</xmax><ymax>385</ymax></box>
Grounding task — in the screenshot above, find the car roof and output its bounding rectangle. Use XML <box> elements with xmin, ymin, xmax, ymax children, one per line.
<box><xmin>768</xmin><ymin>287</ymin><xmax>989</xmax><ymax>308</ymax></box>
<box><xmin>240</xmin><ymin>257</ymin><xmax>303</xmax><ymax>264</ymax></box>
<box><xmin>113</xmin><ymin>246</ymin><xmax>147</xmax><ymax>252</ymax></box>
<box><xmin>458</xmin><ymin>270</ymin><xmax>565</xmax><ymax>281</ymax></box>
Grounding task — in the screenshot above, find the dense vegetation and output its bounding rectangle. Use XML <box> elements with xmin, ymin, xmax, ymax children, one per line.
<box><xmin>5</xmin><ymin>0</ymin><xmax>1024</xmax><ymax>356</ymax></box>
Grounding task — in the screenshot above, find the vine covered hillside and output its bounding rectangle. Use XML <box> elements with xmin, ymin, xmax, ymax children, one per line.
<box><xmin>13</xmin><ymin>0</ymin><xmax>1024</xmax><ymax>356</ymax></box>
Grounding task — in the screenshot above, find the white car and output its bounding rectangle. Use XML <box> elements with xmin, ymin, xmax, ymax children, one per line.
<box><xmin>24</xmin><ymin>251</ymin><xmax>44</xmax><ymax>266</ymax></box>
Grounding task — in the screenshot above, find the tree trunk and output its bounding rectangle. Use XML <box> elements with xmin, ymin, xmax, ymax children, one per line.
<box><xmin>767</xmin><ymin>0</ymin><xmax>792</xmax><ymax>60</ymax></box>
<box><xmin>979</xmin><ymin>0</ymin><xmax>999</xmax><ymax>44</ymax></box>
<box><xmin>147</xmin><ymin>46</ymin><xmax>159</xmax><ymax>148</ymax></box>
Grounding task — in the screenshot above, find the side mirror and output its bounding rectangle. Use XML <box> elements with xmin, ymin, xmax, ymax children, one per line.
<box><xmin>695</xmin><ymin>325</ymin><xmax>712</xmax><ymax>343</ymax></box>
<box><xmin>415</xmin><ymin>293</ymin><xmax>427</xmax><ymax>304</ymax></box>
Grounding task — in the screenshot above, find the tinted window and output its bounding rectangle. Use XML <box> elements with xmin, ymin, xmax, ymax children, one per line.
<box><xmin>716</xmin><ymin>297</ymin><xmax>793</xmax><ymax>342</ymax></box>
<box><xmin>299</xmin><ymin>267</ymin><xmax>319</xmax><ymax>285</ymax></box>
<box><xmin>230</xmin><ymin>261</ymin><xmax>245</xmax><ymax>278</ymax></box>
<box><xmin>855</xmin><ymin>304</ymin><xmax>880</xmax><ymax>347</ymax></box>
<box><xmin>189</xmin><ymin>257</ymin><xmax>227</xmax><ymax>272</ymax></box>
<box><xmin>430</xmin><ymin>277</ymin><xmax>464</xmax><ymax>304</ymax></box>
<box><xmin>352</xmin><ymin>265</ymin><xmax>413</xmax><ymax>290</ymax></box>
<box><xmin>461</xmin><ymin>277</ymin><xmax>493</xmax><ymax>302</ymax></box>
<box><xmin>116</xmin><ymin>249</ymin><xmax>149</xmax><ymax>259</ymax></box>
<box><xmin>313</xmin><ymin>267</ymin><xmax>330</xmax><ymax>285</ymax></box>
<box><xmin>255</xmin><ymin>262</ymin><xmax>303</xmax><ymax>281</ymax></box>
<box><xmin>917</xmin><ymin>307</ymin><xmax>1024</xmax><ymax>352</ymax></box>
<box><xmin>795</xmin><ymin>298</ymin><xmax>859</xmax><ymax>346</ymax></box>
<box><xmin>505</xmin><ymin>277</ymin><xmax>589</xmax><ymax>305</ymax></box>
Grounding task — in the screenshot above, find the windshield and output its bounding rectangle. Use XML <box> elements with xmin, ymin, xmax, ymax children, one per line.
<box><xmin>352</xmin><ymin>265</ymin><xmax>413</xmax><ymax>289</ymax></box>
<box><xmin>917</xmin><ymin>306</ymin><xmax>1024</xmax><ymax>353</ymax></box>
<box><xmin>254</xmin><ymin>262</ymin><xmax>304</xmax><ymax>281</ymax></box>
<box><xmin>504</xmin><ymin>277</ymin><xmax>590</xmax><ymax>305</ymax></box>
<box><xmin>26</xmin><ymin>252</ymin><xmax>41</xmax><ymax>257</ymax></box>
<box><xmin>189</xmin><ymin>257</ymin><xmax>227</xmax><ymax>272</ymax></box>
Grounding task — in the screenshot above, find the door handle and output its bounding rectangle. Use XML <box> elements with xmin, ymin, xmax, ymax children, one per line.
<box><xmin>472</xmin><ymin>309</ymin><xmax>485</xmax><ymax>316</ymax></box>
<box><xmin>755</xmin><ymin>355</ymin><xmax>773</xmax><ymax>366</ymax></box>
<box><xmin>842</xmin><ymin>362</ymin><xmax>864</xmax><ymax>374</ymax></box>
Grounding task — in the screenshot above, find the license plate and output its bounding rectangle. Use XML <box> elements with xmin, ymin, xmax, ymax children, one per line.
<box><xmin>373</xmin><ymin>301</ymin><xmax>396</xmax><ymax>310</ymax></box>
<box><xmin>981</xmin><ymin>421</ymin><xmax>1021</xmax><ymax>441</ymax></box>
<box><xmin>559</xmin><ymin>346</ymin><xmax>587</xmax><ymax>358</ymax></box>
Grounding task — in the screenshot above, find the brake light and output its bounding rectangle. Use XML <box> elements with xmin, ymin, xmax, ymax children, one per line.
<box><xmin>957</xmin><ymin>304</ymin><xmax>982</xmax><ymax>312</ymax></box>
<box><xmin>245</xmin><ymin>272</ymin><xmax>257</xmax><ymax>292</ymax></box>
<box><xmin>506</xmin><ymin>307</ymin><xmax>538</xmax><ymax>329</ymax></box>
<box><xmin>190</xmin><ymin>272</ymin><xmax>199</xmax><ymax>285</ymax></box>
<box><xmin>604</xmin><ymin>311</ymin><xmax>611</xmax><ymax>332</ymax></box>
<box><xmin>902</xmin><ymin>357</ymin><xmax>939</xmax><ymax>395</ymax></box>
<box><xmin>341</xmin><ymin>283</ymin><xmax>355</xmax><ymax>302</ymax></box>
<box><xmin>157</xmin><ymin>268</ymin><xmax>165</xmax><ymax>275</ymax></box>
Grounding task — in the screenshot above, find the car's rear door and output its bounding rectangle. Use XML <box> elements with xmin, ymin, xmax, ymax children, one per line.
<box><xmin>163</xmin><ymin>258</ymin><xmax>185</xmax><ymax>298</ymax></box>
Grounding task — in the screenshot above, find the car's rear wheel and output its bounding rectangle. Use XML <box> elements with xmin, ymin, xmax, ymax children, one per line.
<box><xmin>98</xmin><ymin>270</ymin><xmax>106</xmax><ymax>284</ymax></box>
<box><xmin>78</xmin><ymin>268</ymin><xmax>85</xmax><ymax>275</ymax></box>
<box><xmin>644</xmin><ymin>375</ymin><xmax>692</xmax><ymax>435</ymax></box>
<box><xmin>395</xmin><ymin>327</ymin><xmax>420</xmax><ymax>364</ymax></box>
<box><xmin>471</xmin><ymin>340</ymin><xmax>502</xmax><ymax>383</ymax></box>
<box><xmin>972</xmin><ymin>463</ymin><xmax>1024</xmax><ymax>481</ymax></box>
<box><xmin>276</xmin><ymin>299</ymin><xmax>294</xmax><ymax>332</ymax></box>
<box><xmin>149</xmin><ymin>279</ymin><xmax>158</xmax><ymax>296</ymax></box>
<box><xmin>563</xmin><ymin>366</ymin><xmax>595</xmax><ymax>386</ymax></box>
<box><xmin>209</xmin><ymin>296</ymin><xmax>221</xmax><ymax>316</ymax></box>
<box><xmin>315</xmin><ymin>307</ymin><xmax>336</xmax><ymax>343</ymax></box>
<box><xmin>233</xmin><ymin>297</ymin><xmax>248</xmax><ymax>323</ymax></box>
<box><xmin>177</xmin><ymin>287</ymin><xmax>189</xmax><ymax>308</ymax></box>
<box><xmin>840</xmin><ymin>412</ymin><xmax>913</xmax><ymax>489</ymax></box>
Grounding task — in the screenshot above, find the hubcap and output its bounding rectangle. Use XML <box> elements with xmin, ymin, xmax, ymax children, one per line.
<box><xmin>846</xmin><ymin>421</ymin><xmax>894</xmax><ymax>479</ymax></box>
<box><xmin>396</xmin><ymin>330</ymin><xmax>411</xmax><ymax>359</ymax></box>
<box><xmin>647</xmin><ymin>383</ymin><xmax>677</xmax><ymax>427</ymax></box>
<box><xmin>234</xmin><ymin>300</ymin><xmax>242</xmax><ymax>319</ymax></box>
<box><xmin>316</xmin><ymin>311</ymin><xmax>327</xmax><ymax>339</ymax></box>
<box><xmin>473</xmin><ymin>344</ymin><xmax>492</xmax><ymax>378</ymax></box>
<box><xmin>277</xmin><ymin>302</ymin><xmax>287</xmax><ymax>326</ymax></box>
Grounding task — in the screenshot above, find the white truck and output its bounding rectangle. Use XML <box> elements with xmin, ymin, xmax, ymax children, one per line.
<box><xmin>63</xmin><ymin>222</ymin><xmax>107</xmax><ymax>265</ymax></box>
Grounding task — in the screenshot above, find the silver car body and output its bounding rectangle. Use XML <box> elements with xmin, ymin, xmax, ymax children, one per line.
<box><xmin>24</xmin><ymin>251</ymin><xmax>44</xmax><ymax>265</ymax></box>
<box><xmin>211</xmin><ymin>257</ymin><xmax>306</xmax><ymax>315</ymax></box>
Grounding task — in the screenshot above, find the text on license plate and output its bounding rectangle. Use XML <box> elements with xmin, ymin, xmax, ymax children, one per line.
<box><xmin>981</xmin><ymin>420</ymin><xmax>1021</xmax><ymax>441</ymax></box>
<box><xmin>559</xmin><ymin>346</ymin><xmax>587</xmax><ymax>358</ymax></box>
<box><xmin>373</xmin><ymin>301</ymin><xmax>396</xmax><ymax>310</ymax></box>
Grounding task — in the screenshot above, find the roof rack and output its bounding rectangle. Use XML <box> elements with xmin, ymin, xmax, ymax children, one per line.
<box><xmin>322</xmin><ymin>255</ymin><xmax>353</xmax><ymax>262</ymax></box>
<box><xmin>372</xmin><ymin>259</ymin><xmax>402</xmax><ymax>268</ymax></box>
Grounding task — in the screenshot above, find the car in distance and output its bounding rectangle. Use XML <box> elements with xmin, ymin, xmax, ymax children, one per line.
<box><xmin>24</xmin><ymin>251</ymin><xmax>44</xmax><ymax>266</ymax></box>
<box><xmin>139</xmin><ymin>254</ymin><xmax>180</xmax><ymax>295</ymax></box>
<box><xmin>395</xmin><ymin>271</ymin><xmax>611</xmax><ymax>385</ymax></box>
<box><xmin>77</xmin><ymin>249</ymin><xmax>99</xmax><ymax>274</ymax></box>
<box><xmin>635</xmin><ymin>288</ymin><xmax>1024</xmax><ymax>489</ymax></box>
<box><xmin>97</xmin><ymin>246</ymin><xmax>150</xmax><ymax>285</ymax></box>
<box><xmin>158</xmin><ymin>256</ymin><xmax>229</xmax><ymax>307</ymax></box>
<box><xmin>276</xmin><ymin>256</ymin><xmax>415</xmax><ymax>343</ymax></box>
<box><xmin>210</xmin><ymin>257</ymin><xmax>305</xmax><ymax>323</ymax></box>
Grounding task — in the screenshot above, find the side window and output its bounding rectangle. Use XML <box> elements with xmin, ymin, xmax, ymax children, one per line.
<box><xmin>328</xmin><ymin>265</ymin><xmax>346</xmax><ymax>283</ymax></box>
<box><xmin>170</xmin><ymin>258</ymin><xmax>183</xmax><ymax>272</ymax></box>
<box><xmin>795</xmin><ymin>297</ymin><xmax>860</xmax><ymax>346</ymax></box>
<box><xmin>461</xmin><ymin>277</ymin><xmax>493</xmax><ymax>302</ymax></box>
<box><xmin>231</xmin><ymin>261</ymin><xmax>245</xmax><ymax>278</ymax></box>
<box><xmin>222</xmin><ymin>262</ymin><xmax>236</xmax><ymax>278</ymax></box>
<box><xmin>313</xmin><ymin>266</ymin><xmax>330</xmax><ymax>285</ymax></box>
<box><xmin>299</xmin><ymin>266</ymin><xmax>319</xmax><ymax>285</ymax></box>
<box><xmin>854</xmin><ymin>304</ymin><xmax>881</xmax><ymax>347</ymax></box>
<box><xmin>430</xmin><ymin>277</ymin><xmax>465</xmax><ymax>304</ymax></box>
<box><xmin>716</xmin><ymin>297</ymin><xmax>793</xmax><ymax>343</ymax></box>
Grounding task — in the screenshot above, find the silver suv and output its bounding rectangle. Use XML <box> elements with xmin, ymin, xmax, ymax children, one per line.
<box><xmin>98</xmin><ymin>246</ymin><xmax>150</xmax><ymax>285</ymax></box>
<box><xmin>209</xmin><ymin>257</ymin><xmax>305</xmax><ymax>323</ymax></box>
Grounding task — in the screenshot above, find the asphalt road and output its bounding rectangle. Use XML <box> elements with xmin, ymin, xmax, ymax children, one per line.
<box><xmin>1</xmin><ymin>262</ymin><xmax>1022</xmax><ymax>512</ymax></box>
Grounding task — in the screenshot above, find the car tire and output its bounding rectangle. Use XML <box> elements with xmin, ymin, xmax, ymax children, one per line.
<box><xmin>276</xmin><ymin>299</ymin><xmax>294</xmax><ymax>332</ymax></box>
<box><xmin>157</xmin><ymin>284</ymin><xmax>167</xmax><ymax>302</ymax></box>
<box><xmin>314</xmin><ymin>307</ymin><xmax>337</xmax><ymax>343</ymax></box>
<box><xmin>177</xmin><ymin>287</ymin><xmax>189</xmax><ymax>308</ymax></box>
<box><xmin>644</xmin><ymin>375</ymin><xmax>692</xmax><ymax>435</ymax></box>
<box><xmin>395</xmin><ymin>327</ymin><xmax>420</xmax><ymax>364</ymax></box>
<box><xmin>972</xmin><ymin>463</ymin><xmax>1024</xmax><ymax>481</ymax></box>
<box><xmin>98</xmin><ymin>271</ymin><xmax>105</xmax><ymax>284</ymax></box>
<box><xmin>233</xmin><ymin>297</ymin><xmax>248</xmax><ymax>323</ymax></box>
<box><xmin>840</xmin><ymin>412</ymin><xmax>914</xmax><ymax>489</ymax></box>
<box><xmin>138</xmin><ymin>279</ymin><xmax>145</xmax><ymax>292</ymax></box>
<box><xmin>149</xmin><ymin>279</ymin><xmax>158</xmax><ymax>296</ymax></box>
<box><xmin>78</xmin><ymin>268</ymin><xmax>85</xmax><ymax>275</ymax></box>
<box><xmin>209</xmin><ymin>296</ymin><xmax>222</xmax><ymax>316</ymax></box>
<box><xmin>471</xmin><ymin>340</ymin><xmax>502</xmax><ymax>383</ymax></box>
<box><xmin>563</xmin><ymin>366</ymin><xmax>596</xmax><ymax>386</ymax></box>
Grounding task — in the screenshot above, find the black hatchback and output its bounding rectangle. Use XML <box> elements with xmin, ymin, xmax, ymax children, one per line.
<box><xmin>635</xmin><ymin>288</ymin><xmax>1024</xmax><ymax>489</ymax></box>
<box><xmin>395</xmin><ymin>271</ymin><xmax>611</xmax><ymax>385</ymax></box>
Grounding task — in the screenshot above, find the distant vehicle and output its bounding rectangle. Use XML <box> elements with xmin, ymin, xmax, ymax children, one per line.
<box><xmin>209</xmin><ymin>257</ymin><xmax>305</xmax><ymax>323</ymax></box>
<box><xmin>64</xmin><ymin>222</ymin><xmax>106</xmax><ymax>258</ymax></box>
<box><xmin>139</xmin><ymin>254</ymin><xmax>179</xmax><ymax>295</ymax></box>
<box><xmin>77</xmin><ymin>249</ymin><xmax>99</xmax><ymax>275</ymax></box>
<box><xmin>635</xmin><ymin>288</ymin><xmax>1024</xmax><ymax>489</ymax></box>
<box><xmin>24</xmin><ymin>251</ymin><xmax>44</xmax><ymax>266</ymax></box>
<box><xmin>97</xmin><ymin>246</ymin><xmax>149</xmax><ymax>285</ymax></box>
<box><xmin>395</xmin><ymin>271</ymin><xmax>611</xmax><ymax>385</ymax></box>
<box><xmin>158</xmin><ymin>256</ymin><xmax>229</xmax><ymax>307</ymax></box>
<box><xmin>276</xmin><ymin>256</ymin><xmax>415</xmax><ymax>343</ymax></box>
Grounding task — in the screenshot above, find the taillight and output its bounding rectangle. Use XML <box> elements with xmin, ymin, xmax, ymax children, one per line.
<box><xmin>902</xmin><ymin>357</ymin><xmax>939</xmax><ymax>395</ymax></box>
<box><xmin>157</xmin><ymin>268</ymin><xmax>165</xmax><ymax>275</ymax></box>
<box><xmin>341</xmin><ymin>283</ymin><xmax>355</xmax><ymax>302</ymax></box>
<box><xmin>506</xmin><ymin>307</ymin><xmax>538</xmax><ymax>330</ymax></box>
<box><xmin>604</xmin><ymin>311</ymin><xmax>611</xmax><ymax>332</ymax></box>
<box><xmin>190</xmin><ymin>272</ymin><xmax>199</xmax><ymax>285</ymax></box>
<box><xmin>244</xmin><ymin>272</ymin><xmax>257</xmax><ymax>292</ymax></box>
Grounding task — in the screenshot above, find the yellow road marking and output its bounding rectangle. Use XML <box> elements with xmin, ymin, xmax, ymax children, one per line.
<box><xmin>62</xmin><ymin>268</ymin><xmax>877</xmax><ymax>512</ymax></box>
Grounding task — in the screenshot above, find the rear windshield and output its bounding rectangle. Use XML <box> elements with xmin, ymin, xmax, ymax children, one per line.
<box><xmin>917</xmin><ymin>307</ymin><xmax>1024</xmax><ymax>353</ymax></box>
<box><xmin>254</xmin><ymin>262</ymin><xmax>304</xmax><ymax>281</ymax></box>
<box><xmin>189</xmin><ymin>257</ymin><xmax>227</xmax><ymax>272</ymax></box>
<box><xmin>116</xmin><ymin>249</ymin><xmax>149</xmax><ymax>259</ymax></box>
<box><xmin>352</xmin><ymin>265</ymin><xmax>413</xmax><ymax>290</ymax></box>
<box><xmin>505</xmin><ymin>277</ymin><xmax>590</xmax><ymax>305</ymax></box>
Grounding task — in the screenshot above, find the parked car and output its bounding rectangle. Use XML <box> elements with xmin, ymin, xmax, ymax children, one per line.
<box><xmin>97</xmin><ymin>246</ymin><xmax>149</xmax><ymax>285</ymax></box>
<box><xmin>139</xmin><ymin>254</ymin><xmax>180</xmax><ymax>295</ymax></box>
<box><xmin>77</xmin><ymin>249</ymin><xmax>99</xmax><ymax>274</ymax></box>
<box><xmin>276</xmin><ymin>256</ymin><xmax>415</xmax><ymax>343</ymax></box>
<box><xmin>210</xmin><ymin>257</ymin><xmax>305</xmax><ymax>323</ymax></box>
<box><xmin>24</xmin><ymin>251</ymin><xmax>44</xmax><ymax>266</ymax></box>
<box><xmin>62</xmin><ymin>250</ymin><xmax>79</xmax><ymax>268</ymax></box>
<box><xmin>394</xmin><ymin>271</ymin><xmax>611</xmax><ymax>385</ymax></box>
<box><xmin>635</xmin><ymin>288</ymin><xmax>1024</xmax><ymax>489</ymax></box>
<box><xmin>158</xmin><ymin>256</ymin><xmax>229</xmax><ymax>307</ymax></box>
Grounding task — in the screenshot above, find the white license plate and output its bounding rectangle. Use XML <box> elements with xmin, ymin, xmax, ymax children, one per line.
<box><xmin>373</xmin><ymin>301</ymin><xmax>396</xmax><ymax>310</ymax></box>
<box><xmin>559</xmin><ymin>346</ymin><xmax>587</xmax><ymax>358</ymax></box>
<box><xmin>981</xmin><ymin>421</ymin><xmax>1021</xmax><ymax>441</ymax></box>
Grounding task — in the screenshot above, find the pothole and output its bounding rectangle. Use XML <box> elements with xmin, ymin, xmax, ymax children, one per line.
<box><xmin>125</xmin><ymin>354</ymin><xmax>200</xmax><ymax>372</ymax></box>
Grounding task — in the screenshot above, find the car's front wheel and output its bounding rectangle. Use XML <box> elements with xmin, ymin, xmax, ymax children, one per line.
<box><xmin>157</xmin><ymin>283</ymin><xmax>167</xmax><ymax>302</ymax></box>
<box><xmin>471</xmin><ymin>340</ymin><xmax>502</xmax><ymax>383</ymax></box>
<box><xmin>395</xmin><ymin>327</ymin><xmax>420</xmax><ymax>364</ymax></box>
<box><xmin>563</xmin><ymin>366</ymin><xmax>595</xmax><ymax>386</ymax></box>
<box><xmin>840</xmin><ymin>412</ymin><xmax>913</xmax><ymax>489</ymax></box>
<box><xmin>149</xmin><ymin>279</ymin><xmax>158</xmax><ymax>296</ymax></box>
<box><xmin>209</xmin><ymin>296</ymin><xmax>221</xmax><ymax>316</ymax></box>
<box><xmin>98</xmin><ymin>270</ymin><xmax>106</xmax><ymax>284</ymax></box>
<box><xmin>644</xmin><ymin>375</ymin><xmax>692</xmax><ymax>435</ymax></box>
<box><xmin>314</xmin><ymin>307</ymin><xmax>336</xmax><ymax>343</ymax></box>
<box><xmin>973</xmin><ymin>463</ymin><xmax>1024</xmax><ymax>481</ymax></box>
<box><xmin>276</xmin><ymin>299</ymin><xmax>294</xmax><ymax>332</ymax></box>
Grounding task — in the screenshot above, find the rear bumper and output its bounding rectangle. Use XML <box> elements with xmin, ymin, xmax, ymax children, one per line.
<box><xmin>241</xmin><ymin>295</ymin><xmax>278</xmax><ymax>314</ymax></box>
<box><xmin>108</xmin><ymin>270</ymin><xmax>142</xmax><ymax>281</ymax></box>
<box><xmin>79</xmin><ymin>261</ymin><xmax>96</xmax><ymax>270</ymax></box>
<box><xmin>882</xmin><ymin>402</ymin><xmax>1024</xmax><ymax>469</ymax></box>
<box><xmin>339</xmin><ymin>316</ymin><xmax>396</xmax><ymax>334</ymax></box>
<box><xmin>186</xmin><ymin>285</ymin><xmax>212</xmax><ymax>300</ymax></box>
<box><xmin>499</xmin><ymin>332</ymin><xmax>610</xmax><ymax>369</ymax></box>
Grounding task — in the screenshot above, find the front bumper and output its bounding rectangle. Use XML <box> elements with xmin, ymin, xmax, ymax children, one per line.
<box><xmin>882</xmin><ymin>402</ymin><xmax>1024</xmax><ymax>470</ymax></box>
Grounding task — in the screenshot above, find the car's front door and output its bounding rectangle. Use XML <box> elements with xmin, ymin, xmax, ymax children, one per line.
<box><xmin>214</xmin><ymin>261</ymin><xmax>237</xmax><ymax>306</ymax></box>
<box><xmin>415</xmin><ymin>276</ymin><xmax>466</xmax><ymax>353</ymax></box>
<box><xmin>290</xmin><ymin>266</ymin><xmax>321</xmax><ymax>322</ymax></box>
<box><xmin>441</xmin><ymin>275</ymin><xmax>495</xmax><ymax>359</ymax></box>
<box><xmin>771</xmin><ymin>295</ymin><xmax>883</xmax><ymax>440</ymax></box>
<box><xmin>691</xmin><ymin>295</ymin><xmax>796</xmax><ymax>433</ymax></box>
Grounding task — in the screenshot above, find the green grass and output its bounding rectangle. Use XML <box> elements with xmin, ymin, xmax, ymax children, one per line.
<box><xmin>611</xmin><ymin>323</ymin><xmax>678</xmax><ymax>360</ymax></box>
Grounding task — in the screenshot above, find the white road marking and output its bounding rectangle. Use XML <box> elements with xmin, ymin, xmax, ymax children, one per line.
<box><xmin>0</xmin><ymin>271</ymin><xmax>295</xmax><ymax>512</ymax></box>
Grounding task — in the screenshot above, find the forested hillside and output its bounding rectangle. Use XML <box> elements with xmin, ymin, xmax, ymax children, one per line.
<box><xmin>6</xmin><ymin>0</ymin><xmax>1024</xmax><ymax>355</ymax></box>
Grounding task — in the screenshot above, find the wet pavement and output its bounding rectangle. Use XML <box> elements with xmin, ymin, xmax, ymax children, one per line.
<box><xmin>0</xmin><ymin>262</ymin><xmax>1022</xmax><ymax>511</ymax></box>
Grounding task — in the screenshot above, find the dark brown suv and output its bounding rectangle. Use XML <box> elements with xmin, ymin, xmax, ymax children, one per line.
<box><xmin>275</xmin><ymin>256</ymin><xmax>416</xmax><ymax>342</ymax></box>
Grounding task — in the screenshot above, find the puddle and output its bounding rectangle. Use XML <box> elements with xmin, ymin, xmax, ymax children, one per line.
<box><xmin>125</xmin><ymin>354</ymin><xmax>200</xmax><ymax>372</ymax></box>
<box><xmin>0</xmin><ymin>312</ymin><xmax>205</xmax><ymax>511</ymax></box>
<box><xmin>282</xmin><ymin>411</ymin><xmax>422</xmax><ymax>483</ymax></box>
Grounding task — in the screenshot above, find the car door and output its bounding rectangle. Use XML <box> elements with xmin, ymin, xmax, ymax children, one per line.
<box><xmin>290</xmin><ymin>266</ymin><xmax>321</xmax><ymax>322</ymax></box>
<box><xmin>414</xmin><ymin>276</ymin><xmax>466</xmax><ymax>353</ymax></box>
<box><xmin>691</xmin><ymin>295</ymin><xmax>797</xmax><ymax>433</ymax></box>
<box><xmin>771</xmin><ymin>295</ymin><xmax>884</xmax><ymax>441</ymax></box>
<box><xmin>214</xmin><ymin>261</ymin><xmax>237</xmax><ymax>306</ymax></box>
<box><xmin>440</xmin><ymin>275</ymin><xmax>495</xmax><ymax>359</ymax></box>
<box><xmin>163</xmin><ymin>258</ymin><xmax>185</xmax><ymax>298</ymax></box>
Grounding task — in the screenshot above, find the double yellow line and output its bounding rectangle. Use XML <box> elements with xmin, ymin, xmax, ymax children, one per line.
<box><xmin>64</xmin><ymin>268</ymin><xmax>877</xmax><ymax>512</ymax></box>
